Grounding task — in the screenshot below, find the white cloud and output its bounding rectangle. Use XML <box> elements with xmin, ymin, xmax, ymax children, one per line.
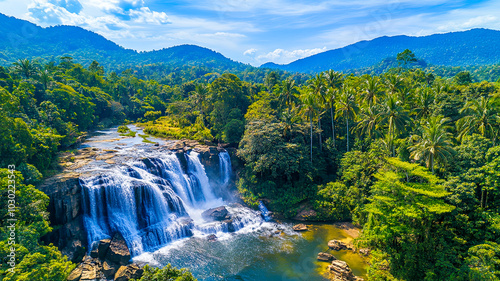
<box><xmin>256</xmin><ymin>47</ymin><xmax>327</xmax><ymax>64</ymax></box>
<box><xmin>243</xmin><ymin>48</ymin><xmax>257</xmax><ymax>56</ymax></box>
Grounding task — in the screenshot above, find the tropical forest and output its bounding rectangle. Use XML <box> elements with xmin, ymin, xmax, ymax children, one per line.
<box><xmin>0</xmin><ymin>5</ymin><xmax>500</xmax><ymax>281</ymax></box>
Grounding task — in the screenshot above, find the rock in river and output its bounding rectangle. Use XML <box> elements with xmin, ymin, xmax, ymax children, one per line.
<box><xmin>317</xmin><ymin>252</ymin><xmax>336</xmax><ymax>262</ymax></box>
<box><xmin>292</xmin><ymin>223</ymin><xmax>308</xmax><ymax>231</ymax></box>
<box><xmin>202</xmin><ymin>206</ymin><xmax>230</xmax><ymax>221</ymax></box>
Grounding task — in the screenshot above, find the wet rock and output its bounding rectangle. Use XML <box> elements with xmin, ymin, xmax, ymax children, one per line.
<box><xmin>207</xmin><ymin>234</ymin><xmax>218</xmax><ymax>242</ymax></box>
<box><xmin>39</xmin><ymin>173</ymin><xmax>86</xmax><ymax>261</ymax></box>
<box><xmin>80</xmin><ymin>262</ymin><xmax>97</xmax><ymax>280</ymax></box>
<box><xmin>102</xmin><ymin>261</ymin><xmax>118</xmax><ymax>279</ymax></box>
<box><xmin>67</xmin><ymin>266</ymin><xmax>82</xmax><ymax>281</ymax></box>
<box><xmin>97</xmin><ymin>239</ymin><xmax>111</xmax><ymax>260</ymax></box>
<box><xmin>114</xmin><ymin>264</ymin><xmax>144</xmax><ymax>281</ymax></box>
<box><xmin>105</xmin><ymin>233</ymin><xmax>131</xmax><ymax>266</ymax></box>
<box><xmin>328</xmin><ymin>260</ymin><xmax>356</xmax><ymax>281</ymax></box>
<box><xmin>292</xmin><ymin>223</ymin><xmax>308</xmax><ymax>231</ymax></box>
<box><xmin>328</xmin><ymin>240</ymin><xmax>348</xmax><ymax>251</ymax></box>
<box><xmin>223</xmin><ymin>219</ymin><xmax>236</xmax><ymax>232</ymax></box>
<box><xmin>359</xmin><ymin>248</ymin><xmax>370</xmax><ymax>256</ymax></box>
<box><xmin>317</xmin><ymin>252</ymin><xmax>336</xmax><ymax>262</ymax></box>
<box><xmin>202</xmin><ymin>206</ymin><xmax>230</xmax><ymax>221</ymax></box>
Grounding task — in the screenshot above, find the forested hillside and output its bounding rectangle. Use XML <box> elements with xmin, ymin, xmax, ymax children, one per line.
<box><xmin>0</xmin><ymin>13</ymin><xmax>249</xmax><ymax>73</ymax></box>
<box><xmin>262</xmin><ymin>28</ymin><xmax>500</xmax><ymax>73</ymax></box>
<box><xmin>0</xmin><ymin>48</ymin><xmax>499</xmax><ymax>280</ymax></box>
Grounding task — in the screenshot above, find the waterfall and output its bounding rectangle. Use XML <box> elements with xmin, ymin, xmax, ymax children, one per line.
<box><xmin>219</xmin><ymin>151</ymin><xmax>232</xmax><ymax>186</ymax></box>
<box><xmin>80</xmin><ymin>150</ymin><xmax>264</xmax><ymax>257</ymax></box>
<box><xmin>258</xmin><ymin>201</ymin><xmax>272</xmax><ymax>222</ymax></box>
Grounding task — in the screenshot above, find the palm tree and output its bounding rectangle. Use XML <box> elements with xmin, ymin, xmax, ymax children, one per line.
<box><xmin>410</xmin><ymin>116</ymin><xmax>456</xmax><ymax>173</ymax></box>
<box><xmin>38</xmin><ymin>69</ymin><xmax>52</xmax><ymax>91</ymax></box>
<box><xmin>309</xmin><ymin>74</ymin><xmax>325</xmax><ymax>150</ymax></box>
<box><xmin>277</xmin><ymin>78</ymin><xmax>299</xmax><ymax>113</ymax></box>
<box><xmin>380</xmin><ymin>94</ymin><xmax>411</xmax><ymax>156</ymax></box>
<box><xmin>355</xmin><ymin>104</ymin><xmax>383</xmax><ymax>140</ymax></box>
<box><xmin>336</xmin><ymin>86</ymin><xmax>359</xmax><ymax>152</ymax></box>
<box><xmin>414</xmin><ymin>88</ymin><xmax>435</xmax><ymax>119</ymax></box>
<box><xmin>385</xmin><ymin>74</ymin><xmax>402</xmax><ymax>96</ymax></box>
<box><xmin>457</xmin><ymin>96</ymin><xmax>499</xmax><ymax>143</ymax></box>
<box><xmin>300</xmin><ymin>90</ymin><xmax>317</xmax><ymax>161</ymax></box>
<box><xmin>13</xmin><ymin>59</ymin><xmax>37</xmax><ymax>79</ymax></box>
<box><xmin>324</xmin><ymin>70</ymin><xmax>344</xmax><ymax>146</ymax></box>
<box><xmin>280</xmin><ymin>108</ymin><xmax>299</xmax><ymax>140</ymax></box>
<box><xmin>190</xmin><ymin>83</ymin><xmax>208</xmax><ymax>117</ymax></box>
<box><xmin>362</xmin><ymin>76</ymin><xmax>382</xmax><ymax>106</ymax></box>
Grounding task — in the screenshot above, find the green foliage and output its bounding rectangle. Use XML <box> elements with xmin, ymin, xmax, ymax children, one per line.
<box><xmin>465</xmin><ymin>242</ymin><xmax>500</xmax><ymax>280</ymax></box>
<box><xmin>361</xmin><ymin>159</ymin><xmax>457</xmax><ymax>280</ymax></box>
<box><xmin>313</xmin><ymin>182</ymin><xmax>352</xmax><ymax>221</ymax></box>
<box><xmin>132</xmin><ymin>264</ymin><xmax>197</xmax><ymax>281</ymax></box>
<box><xmin>0</xmin><ymin>169</ymin><xmax>75</xmax><ymax>280</ymax></box>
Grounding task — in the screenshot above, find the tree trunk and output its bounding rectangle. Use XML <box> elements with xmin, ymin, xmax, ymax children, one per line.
<box><xmin>310</xmin><ymin>113</ymin><xmax>313</xmax><ymax>162</ymax></box>
<box><xmin>330</xmin><ymin>106</ymin><xmax>335</xmax><ymax>147</ymax></box>
<box><xmin>480</xmin><ymin>187</ymin><xmax>484</xmax><ymax>209</ymax></box>
<box><xmin>318</xmin><ymin>117</ymin><xmax>322</xmax><ymax>151</ymax></box>
<box><xmin>346</xmin><ymin>116</ymin><xmax>349</xmax><ymax>152</ymax></box>
<box><xmin>430</xmin><ymin>154</ymin><xmax>434</xmax><ymax>174</ymax></box>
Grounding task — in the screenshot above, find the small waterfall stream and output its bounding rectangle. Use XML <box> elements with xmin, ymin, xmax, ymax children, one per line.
<box><xmin>218</xmin><ymin>151</ymin><xmax>232</xmax><ymax>186</ymax></box>
<box><xmin>80</xmin><ymin>149</ymin><xmax>264</xmax><ymax>256</ymax></box>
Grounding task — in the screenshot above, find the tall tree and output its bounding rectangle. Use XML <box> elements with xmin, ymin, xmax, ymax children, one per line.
<box><xmin>190</xmin><ymin>83</ymin><xmax>208</xmax><ymax>117</ymax></box>
<box><xmin>276</xmin><ymin>78</ymin><xmax>299</xmax><ymax>114</ymax></box>
<box><xmin>457</xmin><ymin>96</ymin><xmax>499</xmax><ymax>143</ymax></box>
<box><xmin>12</xmin><ymin>59</ymin><xmax>37</xmax><ymax>79</ymax></box>
<box><xmin>380</xmin><ymin>94</ymin><xmax>411</xmax><ymax>157</ymax></box>
<box><xmin>355</xmin><ymin>104</ymin><xmax>382</xmax><ymax>140</ymax></box>
<box><xmin>396</xmin><ymin>49</ymin><xmax>417</xmax><ymax>69</ymax></box>
<box><xmin>309</xmin><ymin>74</ymin><xmax>325</xmax><ymax>150</ymax></box>
<box><xmin>336</xmin><ymin>86</ymin><xmax>359</xmax><ymax>152</ymax></box>
<box><xmin>324</xmin><ymin>70</ymin><xmax>344</xmax><ymax>146</ymax></box>
<box><xmin>362</xmin><ymin>158</ymin><xmax>455</xmax><ymax>280</ymax></box>
<box><xmin>362</xmin><ymin>76</ymin><xmax>382</xmax><ymax>106</ymax></box>
<box><xmin>410</xmin><ymin>116</ymin><xmax>456</xmax><ymax>173</ymax></box>
<box><xmin>300</xmin><ymin>90</ymin><xmax>317</xmax><ymax>162</ymax></box>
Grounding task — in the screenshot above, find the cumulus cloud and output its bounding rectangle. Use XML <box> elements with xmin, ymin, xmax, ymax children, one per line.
<box><xmin>256</xmin><ymin>47</ymin><xmax>327</xmax><ymax>64</ymax></box>
<box><xmin>243</xmin><ymin>48</ymin><xmax>257</xmax><ymax>56</ymax></box>
<box><xmin>27</xmin><ymin>0</ymin><xmax>170</xmax><ymax>26</ymax></box>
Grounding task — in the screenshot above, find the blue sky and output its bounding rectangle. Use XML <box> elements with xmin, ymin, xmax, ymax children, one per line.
<box><xmin>0</xmin><ymin>0</ymin><xmax>499</xmax><ymax>66</ymax></box>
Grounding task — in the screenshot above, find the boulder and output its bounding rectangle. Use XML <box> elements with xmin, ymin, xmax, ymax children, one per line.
<box><xmin>105</xmin><ymin>233</ymin><xmax>131</xmax><ymax>266</ymax></box>
<box><xmin>207</xmin><ymin>234</ymin><xmax>218</xmax><ymax>242</ymax></box>
<box><xmin>97</xmin><ymin>239</ymin><xmax>111</xmax><ymax>260</ymax></box>
<box><xmin>202</xmin><ymin>206</ymin><xmax>230</xmax><ymax>221</ymax></box>
<box><xmin>317</xmin><ymin>252</ymin><xmax>336</xmax><ymax>262</ymax></box>
<box><xmin>292</xmin><ymin>223</ymin><xmax>308</xmax><ymax>231</ymax></box>
<box><xmin>328</xmin><ymin>260</ymin><xmax>356</xmax><ymax>281</ymax></box>
<box><xmin>328</xmin><ymin>240</ymin><xmax>348</xmax><ymax>251</ymax></box>
<box><xmin>80</xmin><ymin>262</ymin><xmax>97</xmax><ymax>280</ymax></box>
<box><xmin>67</xmin><ymin>266</ymin><xmax>82</xmax><ymax>281</ymax></box>
<box><xmin>114</xmin><ymin>264</ymin><xmax>144</xmax><ymax>281</ymax></box>
<box><xmin>102</xmin><ymin>261</ymin><xmax>118</xmax><ymax>279</ymax></box>
<box><xmin>223</xmin><ymin>219</ymin><xmax>235</xmax><ymax>232</ymax></box>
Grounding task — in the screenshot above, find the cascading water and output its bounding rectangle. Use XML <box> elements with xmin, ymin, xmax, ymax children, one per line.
<box><xmin>258</xmin><ymin>201</ymin><xmax>272</xmax><ymax>222</ymax></box>
<box><xmin>218</xmin><ymin>151</ymin><xmax>232</xmax><ymax>186</ymax></box>
<box><xmin>80</xmin><ymin>149</ymin><xmax>264</xmax><ymax>257</ymax></box>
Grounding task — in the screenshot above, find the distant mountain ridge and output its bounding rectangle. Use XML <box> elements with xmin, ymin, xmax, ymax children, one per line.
<box><xmin>1</xmin><ymin>13</ymin><xmax>500</xmax><ymax>75</ymax></box>
<box><xmin>261</xmin><ymin>29</ymin><xmax>500</xmax><ymax>73</ymax></box>
<box><xmin>0</xmin><ymin>13</ymin><xmax>248</xmax><ymax>71</ymax></box>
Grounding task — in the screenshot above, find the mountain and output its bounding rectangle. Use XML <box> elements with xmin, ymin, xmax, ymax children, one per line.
<box><xmin>0</xmin><ymin>13</ymin><xmax>249</xmax><ymax>71</ymax></box>
<box><xmin>261</xmin><ymin>29</ymin><xmax>500</xmax><ymax>73</ymax></box>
